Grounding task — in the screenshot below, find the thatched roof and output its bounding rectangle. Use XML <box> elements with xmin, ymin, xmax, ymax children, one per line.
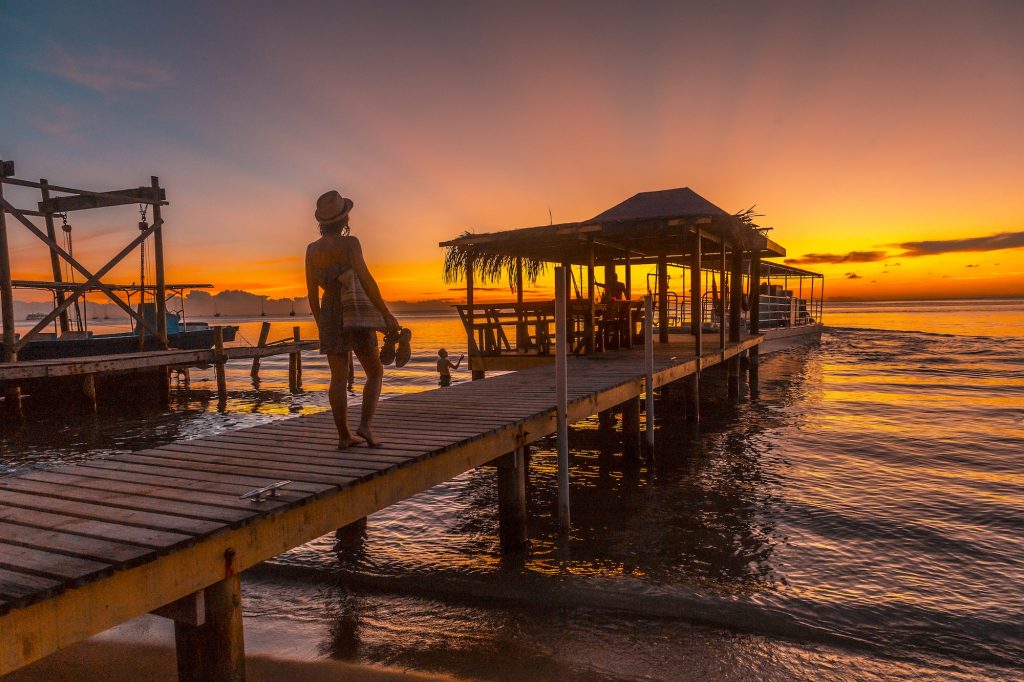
<box><xmin>590</xmin><ymin>187</ymin><xmax>731</xmax><ymax>222</ymax></box>
<box><xmin>440</xmin><ymin>188</ymin><xmax>786</xmax><ymax>283</ymax></box>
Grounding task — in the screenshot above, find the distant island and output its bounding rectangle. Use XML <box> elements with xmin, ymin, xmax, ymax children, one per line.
<box><xmin>12</xmin><ymin>289</ymin><xmax>458</xmax><ymax>321</ymax></box>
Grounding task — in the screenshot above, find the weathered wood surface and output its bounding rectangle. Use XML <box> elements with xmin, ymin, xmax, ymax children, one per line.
<box><xmin>0</xmin><ymin>341</ymin><xmax>318</xmax><ymax>381</ymax></box>
<box><xmin>0</xmin><ymin>335</ymin><xmax>759</xmax><ymax>675</ymax></box>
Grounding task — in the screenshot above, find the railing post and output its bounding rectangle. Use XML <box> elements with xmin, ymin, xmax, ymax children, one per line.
<box><xmin>554</xmin><ymin>266</ymin><xmax>570</xmax><ymax>536</ymax></box>
<box><xmin>644</xmin><ymin>294</ymin><xmax>654</xmax><ymax>449</ymax></box>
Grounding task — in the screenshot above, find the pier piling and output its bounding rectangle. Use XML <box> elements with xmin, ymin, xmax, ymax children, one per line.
<box><xmin>554</xmin><ymin>266</ymin><xmax>570</xmax><ymax>536</ymax></box>
<box><xmin>644</xmin><ymin>294</ymin><xmax>655</xmax><ymax>449</ymax></box>
<box><xmin>213</xmin><ymin>327</ymin><xmax>227</xmax><ymax>405</ymax></box>
<box><xmin>621</xmin><ymin>395</ymin><xmax>641</xmax><ymax>462</ymax></box>
<box><xmin>496</xmin><ymin>448</ymin><xmax>529</xmax><ymax>551</ymax></box>
<box><xmin>335</xmin><ymin>517</ymin><xmax>368</xmax><ymax>549</ymax></box>
<box><xmin>174</xmin><ymin>573</ymin><xmax>245</xmax><ymax>682</ymax></box>
<box><xmin>250</xmin><ymin>321</ymin><xmax>271</xmax><ymax>380</ymax></box>
<box><xmin>289</xmin><ymin>326</ymin><xmax>303</xmax><ymax>391</ymax></box>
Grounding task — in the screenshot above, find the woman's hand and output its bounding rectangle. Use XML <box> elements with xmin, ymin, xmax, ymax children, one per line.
<box><xmin>384</xmin><ymin>311</ymin><xmax>401</xmax><ymax>333</ymax></box>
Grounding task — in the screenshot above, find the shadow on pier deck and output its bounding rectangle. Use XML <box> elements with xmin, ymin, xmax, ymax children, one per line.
<box><xmin>0</xmin><ymin>333</ymin><xmax>759</xmax><ymax>679</ymax></box>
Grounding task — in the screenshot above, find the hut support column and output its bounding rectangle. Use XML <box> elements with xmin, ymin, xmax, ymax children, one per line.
<box><xmin>515</xmin><ymin>257</ymin><xmax>526</xmax><ymax>350</ymax></box>
<box><xmin>468</xmin><ymin>255</ymin><xmax>484</xmax><ymax>381</ymax></box>
<box><xmin>335</xmin><ymin>517</ymin><xmax>368</xmax><ymax>548</ymax></box>
<box><xmin>174</xmin><ymin>574</ymin><xmax>245</xmax><ymax>682</ymax></box>
<box><xmin>554</xmin><ymin>266</ymin><xmax>570</xmax><ymax>536</ymax></box>
<box><xmin>657</xmin><ymin>255</ymin><xmax>668</xmax><ymax>343</ymax></box>
<box><xmin>586</xmin><ymin>237</ymin><xmax>595</xmax><ymax>353</ymax></box>
<box><xmin>496</xmin><ymin>447</ymin><xmax>528</xmax><ymax>551</ymax></box>
<box><xmin>728</xmin><ymin>248</ymin><xmax>744</xmax><ymax>402</ymax></box>
<box><xmin>749</xmin><ymin>253</ymin><xmax>761</xmax><ymax>397</ymax></box>
<box><xmin>687</xmin><ymin>230</ymin><xmax>702</xmax><ymax>423</ymax></box>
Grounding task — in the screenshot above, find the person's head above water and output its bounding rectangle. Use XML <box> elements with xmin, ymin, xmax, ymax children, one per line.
<box><xmin>316</xmin><ymin>190</ymin><xmax>354</xmax><ymax>237</ymax></box>
<box><xmin>438</xmin><ymin>348</ymin><xmax>449</xmax><ymax>358</ymax></box>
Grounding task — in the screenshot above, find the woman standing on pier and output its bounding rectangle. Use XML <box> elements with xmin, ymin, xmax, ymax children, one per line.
<box><xmin>305</xmin><ymin>190</ymin><xmax>401</xmax><ymax>448</ymax></box>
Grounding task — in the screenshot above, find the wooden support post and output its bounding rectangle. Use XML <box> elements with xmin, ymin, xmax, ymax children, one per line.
<box><xmin>749</xmin><ymin>253</ymin><xmax>761</xmax><ymax>397</ymax></box>
<box><xmin>730</xmin><ymin>249</ymin><xmax>744</xmax><ymax>344</ymax></box>
<box><xmin>515</xmin><ymin>257</ymin><xmax>526</xmax><ymax>350</ymax></box>
<box><xmin>496</xmin><ymin>448</ymin><xmax>528</xmax><ymax>551</ymax></box>
<box><xmin>621</xmin><ymin>395</ymin><xmax>641</xmax><ymax>463</ymax></box>
<box><xmin>82</xmin><ymin>373</ymin><xmax>97</xmax><ymax>414</ymax></box>
<box><xmin>719</xmin><ymin>241</ymin><xmax>727</xmax><ymax>350</ymax></box>
<box><xmin>598</xmin><ymin>408</ymin><xmax>614</xmax><ymax>431</ymax></box>
<box><xmin>689</xmin><ymin>230</ymin><xmax>702</xmax><ymax>358</ymax></box>
<box><xmin>250</xmin><ymin>321</ymin><xmax>271</xmax><ymax>379</ymax></box>
<box><xmin>39</xmin><ymin>179</ymin><xmax>69</xmax><ymax>333</ymax></box>
<box><xmin>0</xmin><ymin>177</ymin><xmax>16</xmax><ymax>363</ymax></box>
<box><xmin>151</xmin><ymin>176</ymin><xmax>168</xmax><ymax>347</ymax></box>
<box><xmin>174</xmin><ymin>573</ymin><xmax>245</xmax><ymax>682</ymax></box>
<box><xmin>657</xmin><ymin>255</ymin><xmax>668</xmax><ymax>343</ymax></box>
<box><xmin>334</xmin><ymin>517</ymin><xmax>367</xmax><ymax>549</ymax></box>
<box><xmin>0</xmin><ymin>174</ymin><xmax>21</xmax><ymax>421</ymax></box>
<box><xmin>291</xmin><ymin>326</ymin><xmax>302</xmax><ymax>390</ymax></box>
<box><xmin>624</xmin><ymin>250</ymin><xmax>631</xmax><ymax>300</ymax></box>
<box><xmin>644</xmin><ymin>294</ymin><xmax>655</xmax><ymax>448</ymax></box>
<box><xmin>685</xmin><ymin>372</ymin><xmax>700</xmax><ymax>423</ymax></box>
<box><xmin>213</xmin><ymin>326</ymin><xmax>227</xmax><ymax>404</ymax></box>
<box><xmin>586</xmin><ymin>237</ymin><xmax>595</xmax><ymax>353</ymax></box>
<box><xmin>554</xmin><ymin>266</ymin><xmax>570</xmax><ymax>536</ymax></box>
<box><xmin>468</xmin><ymin>254</ymin><xmax>484</xmax><ymax>380</ymax></box>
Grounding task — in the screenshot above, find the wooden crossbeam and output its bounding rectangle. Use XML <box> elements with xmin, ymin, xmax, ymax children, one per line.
<box><xmin>37</xmin><ymin>187</ymin><xmax>166</xmax><ymax>214</ymax></box>
<box><xmin>0</xmin><ymin>197</ymin><xmax>165</xmax><ymax>351</ymax></box>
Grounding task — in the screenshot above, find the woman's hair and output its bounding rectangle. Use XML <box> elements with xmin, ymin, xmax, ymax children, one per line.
<box><xmin>319</xmin><ymin>219</ymin><xmax>350</xmax><ymax>237</ymax></box>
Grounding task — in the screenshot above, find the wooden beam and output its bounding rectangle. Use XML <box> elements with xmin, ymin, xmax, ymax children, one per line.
<box><xmin>39</xmin><ymin>181</ymin><xmax>69</xmax><ymax>333</ymax></box>
<box><xmin>689</xmin><ymin>229</ymin><xmax>702</xmax><ymax>358</ymax></box>
<box><xmin>150</xmin><ymin>177</ymin><xmax>168</xmax><ymax>346</ymax></box>
<box><xmin>586</xmin><ymin>237</ymin><xmax>595</xmax><ymax>353</ymax></box>
<box><xmin>495</xmin><ymin>449</ymin><xmax>528</xmax><ymax>551</ymax></box>
<box><xmin>0</xmin><ymin>182</ymin><xmax>16</xmax><ymax>362</ymax></box>
<box><xmin>174</xmin><ymin>574</ymin><xmax>244</xmax><ymax>682</ymax></box>
<box><xmin>657</xmin><ymin>255</ymin><xmax>668</xmax><ymax>343</ymax></box>
<box><xmin>729</xmin><ymin>249</ymin><xmax>743</xmax><ymax>343</ymax></box>
<box><xmin>37</xmin><ymin>187</ymin><xmax>166</xmax><ymax>214</ymax></box>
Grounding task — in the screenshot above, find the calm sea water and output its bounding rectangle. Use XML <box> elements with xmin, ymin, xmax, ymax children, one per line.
<box><xmin>3</xmin><ymin>298</ymin><xmax>1023</xmax><ymax>680</ymax></box>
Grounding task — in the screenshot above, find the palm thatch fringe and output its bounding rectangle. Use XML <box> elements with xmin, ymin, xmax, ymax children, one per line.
<box><xmin>443</xmin><ymin>233</ymin><xmax>547</xmax><ymax>292</ymax></box>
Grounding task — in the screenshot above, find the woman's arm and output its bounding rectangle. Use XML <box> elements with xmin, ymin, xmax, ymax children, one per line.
<box><xmin>305</xmin><ymin>246</ymin><xmax>321</xmax><ymax>323</ymax></box>
<box><xmin>347</xmin><ymin>237</ymin><xmax>400</xmax><ymax>331</ymax></box>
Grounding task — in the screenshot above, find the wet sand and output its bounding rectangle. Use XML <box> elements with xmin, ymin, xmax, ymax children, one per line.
<box><xmin>3</xmin><ymin>639</ymin><xmax>453</xmax><ymax>681</ymax></box>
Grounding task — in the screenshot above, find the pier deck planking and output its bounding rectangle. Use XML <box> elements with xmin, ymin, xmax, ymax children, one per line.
<box><xmin>0</xmin><ymin>334</ymin><xmax>759</xmax><ymax>675</ymax></box>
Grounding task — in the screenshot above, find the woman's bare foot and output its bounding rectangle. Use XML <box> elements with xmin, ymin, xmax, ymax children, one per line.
<box><xmin>355</xmin><ymin>427</ymin><xmax>381</xmax><ymax>447</ymax></box>
<box><xmin>337</xmin><ymin>434</ymin><xmax>364</xmax><ymax>450</ymax></box>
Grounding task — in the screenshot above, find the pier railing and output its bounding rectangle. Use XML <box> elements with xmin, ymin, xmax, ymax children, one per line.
<box><xmin>455</xmin><ymin>299</ymin><xmax>646</xmax><ymax>357</ymax></box>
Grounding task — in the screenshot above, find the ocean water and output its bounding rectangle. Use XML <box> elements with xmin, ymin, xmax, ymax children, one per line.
<box><xmin>3</xmin><ymin>298</ymin><xmax>1023</xmax><ymax>680</ymax></box>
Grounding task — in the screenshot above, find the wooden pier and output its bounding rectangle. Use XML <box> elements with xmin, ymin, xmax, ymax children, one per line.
<box><xmin>0</xmin><ymin>332</ymin><xmax>759</xmax><ymax>680</ymax></box>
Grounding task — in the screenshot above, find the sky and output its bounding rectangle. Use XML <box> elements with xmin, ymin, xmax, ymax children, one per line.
<box><xmin>2</xmin><ymin>0</ymin><xmax>1023</xmax><ymax>303</ymax></box>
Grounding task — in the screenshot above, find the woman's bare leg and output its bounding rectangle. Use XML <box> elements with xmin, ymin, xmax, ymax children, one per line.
<box><xmin>354</xmin><ymin>345</ymin><xmax>384</xmax><ymax>446</ymax></box>
<box><xmin>327</xmin><ymin>353</ymin><xmax>361</xmax><ymax>448</ymax></box>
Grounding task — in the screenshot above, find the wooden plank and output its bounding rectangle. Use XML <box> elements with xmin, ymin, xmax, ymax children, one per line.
<box><xmin>0</xmin><ymin>505</ymin><xmax>191</xmax><ymax>551</ymax></box>
<box><xmin>0</xmin><ymin>490</ymin><xmax>222</xmax><ymax>537</ymax></box>
<box><xmin>117</xmin><ymin>453</ymin><xmax>354</xmax><ymax>488</ymax></box>
<box><xmin>0</xmin><ymin>568</ymin><xmax>64</xmax><ymax>608</ymax></box>
<box><xmin>78</xmin><ymin>460</ymin><xmax>333</xmax><ymax>496</ymax></box>
<box><xmin>143</xmin><ymin>445</ymin><xmax>393</xmax><ymax>479</ymax></box>
<box><xmin>0</xmin><ymin>478</ymin><xmax>256</xmax><ymax>525</ymax></box>
<box><xmin>15</xmin><ymin>471</ymin><xmax>293</xmax><ymax>512</ymax></box>
<box><xmin>0</xmin><ymin>520</ymin><xmax>151</xmax><ymax>566</ymax></box>
<box><xmin>0</xmin><ymin>542</ymin><xmax>111</xmax><ymax>586</ymax></box>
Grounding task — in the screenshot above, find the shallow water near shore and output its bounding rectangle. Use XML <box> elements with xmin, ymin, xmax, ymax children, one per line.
<box><xmin>3</xmin><ymin>298</ymin><xmax>1023</xmax><ymax>680</ymax></box>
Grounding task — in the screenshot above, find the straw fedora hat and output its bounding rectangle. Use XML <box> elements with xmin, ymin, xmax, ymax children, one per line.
<box><xmin>315</xmin><ymin>190</ymin><xmax>354</xmax><ymax>224</ymax></box>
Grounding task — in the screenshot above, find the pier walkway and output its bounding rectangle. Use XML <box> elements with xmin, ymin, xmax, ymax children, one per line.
<box><xmin>0</xmin><ymin>333</ymin><xmax>759</xmax><ymax>678</ymax></box>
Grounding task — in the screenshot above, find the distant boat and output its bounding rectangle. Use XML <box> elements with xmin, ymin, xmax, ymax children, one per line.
<box><xmin>289</xmin><ymin>302</ymin><xmax>296</xmax><ymax>317</ymax></box>
<box><xmin>18</xmin><ymin>304</ymin><xmax>238</xmax><ymax>361</ymax></box>
<box><xmin>26</xmin><ymin>312</ymin><xmax>46</xmax><ymax>321</ymax></box>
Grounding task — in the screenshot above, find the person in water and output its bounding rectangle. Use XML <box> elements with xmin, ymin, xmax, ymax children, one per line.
<box><xmin>436</xmin><ymin>348</ymin><xmax>463</xmax><ymax>387</ymax></box>
<box><xmin>306</xmin><ymin>190</ymin><xmax>400</xmax><ymax>448</ymax></box>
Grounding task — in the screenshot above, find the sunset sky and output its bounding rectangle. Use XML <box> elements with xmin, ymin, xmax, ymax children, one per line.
<box><xmin>2</xmin><ymin>0</ymin><xmax>1022</xmax><ymax>303</ymax></box>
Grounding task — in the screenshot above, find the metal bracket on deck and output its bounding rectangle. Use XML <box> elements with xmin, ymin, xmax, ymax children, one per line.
<box><xmin>239</xmin><ymin>480</ymin><xmax>291</xmax><ymax>503</ymax></box>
